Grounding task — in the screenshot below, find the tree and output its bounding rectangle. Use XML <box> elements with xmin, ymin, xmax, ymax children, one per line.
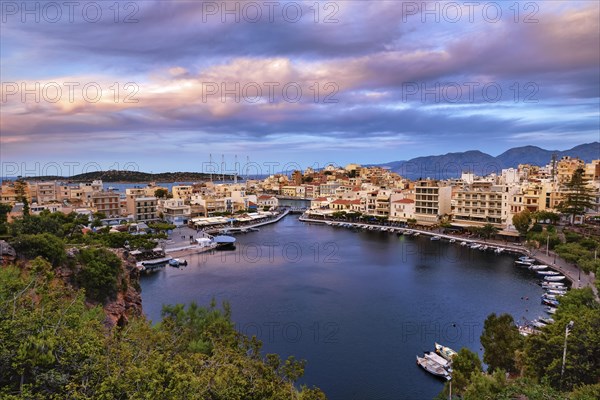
<box><xmin>9</xmin><ymin>233</ymin><xmax>67</xmax><ymax>267</ymax></box>
<box><xmin>14</xmin><ymin>179</ymin><xmax>30</xmax><ymax>216</ymax></box>
<box><xmin>480</xmin><ymin>313</ymin><xmax>523</xmax><ymax>374</ymax></box>
<box><xmin>524</xmin><ymin>288</ymin><xmax>600</xmax><ymax>391</ymax></box>
<box><xmin>442</xmin><ymin>347</ymin><xmax>482</xmax><ymax>396</ymax></box>
<box><xmin>558</xmin><ymin>168</ymin><xmax>597</xmax><ymax>224</ymax></box>
<box><xmin>154</xmin><ymin>188</ymin><xmax>169</xmax><ymax>199</ymax></box>
<box><xmin>479</xmin><ymin>223</ymin><xmax>499</xmax><ymax>239</ymax></box>
<box><xmin>513</xmin><ymin>209</ymin><xmax>532</xmax><ymax>236</ymax></box>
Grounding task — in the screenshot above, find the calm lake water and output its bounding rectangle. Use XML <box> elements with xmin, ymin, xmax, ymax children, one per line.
<box><xmin>140</xmin><ymin>215</ymin><xmax>545</xmax><ymax>400</ymax></box>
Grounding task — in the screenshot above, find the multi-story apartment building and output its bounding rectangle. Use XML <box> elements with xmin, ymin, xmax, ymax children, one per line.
<box><xmin>158</xmin><ymin>198</ymin><xmax>191</xmax><ymax>225</ymax></box>
<box><xmin>557</xmin><ymin>156</ymin><xmax>585</xmax><ymax>184</ymax></box>
<box><xmin>451</xmin><ymin>182</ymin><xmax>504</xmax><ymax>227</ymax></box>
<box><xmin>172</xmin><ymin>185</ymin><xmax>193</xmax><ymax>202</ymax></box>
<box><xmin>90</xmin><ymin>192</ymin><xmax>120</xmax><ymax>218</ymax></box>
<box><xmin>132</xmin><ymin>197</ymin><xmax>158</xmax><ymax>222</ymax></box>
<box><xmin>414</xmin><ymin>180</ymin><xmax>452</xmax><ymax>225</ymax></box>
<box><xmin>33</xmin><ymin>181</ymin><xmax>57</xmax><ymax>204</ymax></box>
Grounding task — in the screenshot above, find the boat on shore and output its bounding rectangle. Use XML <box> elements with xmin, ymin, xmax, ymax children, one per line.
<box><xmin>416</xmin><ymin>355</ymin><xmax>451</xmax><ymax>380</ymax></box>
<box><xmin>435</xmin><ymin>342</ymin><xmax>458</xmax><ymax>361</ymax></box>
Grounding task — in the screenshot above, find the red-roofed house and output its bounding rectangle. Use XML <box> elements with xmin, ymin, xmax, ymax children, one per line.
<box><xmin>390</xmin><ymin>198</ymin><xmax>415</xmax><ymax>222</ymax></box>
<box><xmin>257</xmin><ymin>195</ymin><xmax>278</xmax><ymax>209</ymax></box>
<box><xmin>311</xmin><ymin>197</ymin><xmax>330</xmax><ymax>209</ymax></box>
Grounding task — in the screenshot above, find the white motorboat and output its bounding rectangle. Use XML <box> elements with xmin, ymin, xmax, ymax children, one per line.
<box><xmin>515</xmin><ymin>260</ymin><xmax>533</xmax><ymax>267</ymax></box>
<box><xmin>449</xmin><ymin>238</ymin><xmax>456</xmax><ymax>243</ymax></box>
<box><xmin>460</xmin><ymin>241</ymin><xmax>468</xmax><ymax>246</ymax></box>
<box><xmin>430</xmin><ymin>236</ymin><xmax>441</xmax><ymax>241</ymax></box>
<box><xmin>544</xmin><ymin>275</ymin><xmax>566</xmax><ymax>282</ymax></box>
<box><xmin>416</xmin><ymin>355</ymin><xmax>451</xmax><ymax>380</ymax></box>
<box><xmin>424</xmin><ymin>351</ymin><xmax>451</xmax><ymax>370</ymax></box>
<box><xmin>546</xmin><ymin>289</ymin><xmax>567</xmax><ymax>296</ymax></box>
<box><xmin>545</xmin><ymin>307</ymin><xmax>557</xmax><ymax>314</ymax></box>
<box><xmin>519</xmin><ymin>256</ymin><xmax>536</xmax><ymax>263</ymax></box>
<box><xmin>435</xmin><ymin>342</ymin><xmax>458</xmax><ymax>361</ymax></box>
<box><xmin>537</xmin><ymin>270</ymin><xmax>561</xmax><ymax>276</ymax></box>
<box><xmin>529</xmin><ymin>264</ymin><xmax>548</xmax><ymax>270</ymax></box>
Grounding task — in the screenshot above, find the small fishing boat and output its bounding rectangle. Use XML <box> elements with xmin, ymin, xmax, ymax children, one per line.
<box><xmin>542</xmin><ymin>281</ymin><xmax>567</xmax><ymax>288</ymax></box>
<box><xmin>168</xmin><ymin>258</ymin><xmax>187</xmax><ymax>267</ymax></box>
<box><xmin>430</xmin><ymin>236</ymin><xmax>441</xmax><ymax>241</ymax></box>
<box><xmin>539</xmin><ymin>317</ymin><xmax>555</xmax><ymax>325</ymax></box>
<box><xmin>515</xmin><ymin>260</ymin><xmax>533</xmax><ymax>267</ymax></box>
<box><xmin>545</xmin><ymin>307</ymin><xmax>557</xmax><ymax>314</ymax></box>
<box><xmin>537</xmin><ymin>270</ymin><xmax>561</xmax><ymax>276</ymax></box>
<box><xmin>519</xmin><ymin>256</ymin><xmax>536</xmax><ymax>263</ymax></box>
<box><xmin>544</xmin><ymin>275</ymin><xmax>566</xmax><ymax>282</ymax></box>
<box><xmin>416</xmin><ymin>356</ymin><xmax>451</xmax><ymax>380</ymax></box>
<box><xmin>413</xmin><ymin>232</ymin><xmax>420</xmax><ymax>236</ymax></box>
<box><xmin>546</xmin><ymin>289</ymin><xmax>567</xmax><ymax>296</ymax></box>
<box><xmin>435</xmin><ymin>343</ymin><xmax>458</xmax><ymax>361</ymax></box>
<box><xmin>470</xmin><ymin>244</ymin><xmax>481</xmax><ymax>250</ymax></box>
<box><xmin>449</xmin><ymin>238</ymin><xmax>456</xmax><ymax>243</ymax></box>
<box><xmin>494</xmin><ymin>247</ymin><xmax>504</xmax><ymax>253</ymax></box>
<box><xmin>519</xmin><ymin>325</ymin><xmax>541</xmax><ymax>336</ymax></box>
<box><xmin>532</xmin><ymin>320</ymin><xmax>547</xmax><ymax>329</ymax></box>
<box><xmin>424</xmin><ymin>351</ymin><xmax>451</xmax><ymax>370</ymax></box>
<box><xmin>542</xmin><ymin>298</ymin><xmax>560</xmax><ymax>307</ymax></box>
<box><xmin>529</xmin><ymin>264</ymin><xmax>548</xmax><ymax>271</ymax></box>
<box><xmin>460</xmin><ymin>241</ymin><xmax>468</xmax><ymax>246</ymax></box>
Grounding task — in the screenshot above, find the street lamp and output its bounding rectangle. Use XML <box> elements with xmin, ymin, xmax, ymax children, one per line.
<box><xmin>560</xmin><ymin>320</ymin><xmax>575</xmax><ymax>389</ymax></box>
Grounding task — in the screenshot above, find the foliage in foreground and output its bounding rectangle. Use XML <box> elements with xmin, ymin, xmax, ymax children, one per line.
<box><xmin>0</xmin><ymin>261</ymin><xmax>326</xmax><ymax>400</ymax></box>
<box><xmin>438</xmin><ymin>288</ymin><xmax>600</xmax><ymax>399</ymax></box>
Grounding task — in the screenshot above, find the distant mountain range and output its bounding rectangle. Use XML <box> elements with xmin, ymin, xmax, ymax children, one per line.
<box><xmin>376</xmin><ymin>142</ymin><xmax>599</xmax><ymax>180</ymax></box>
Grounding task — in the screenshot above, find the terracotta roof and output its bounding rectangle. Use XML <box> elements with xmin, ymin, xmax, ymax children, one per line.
<box><xmin>393</xmin><ymin>198</ymin><xmax>414</xmax><ymax>204</ymax></box>
<box><xmin>258</xmin><ymin>195</ymin><xmax>275</xmax><ymax>200</ymax></box>
<box><xmin>313</xmin><ymin>197</ymin><xmax>329</xmax><ymax>201</ymax></box>
<box><xmin>331</xmin><ymin>199</ymin><xmax>353</xmax><ymax>205</ymax></box>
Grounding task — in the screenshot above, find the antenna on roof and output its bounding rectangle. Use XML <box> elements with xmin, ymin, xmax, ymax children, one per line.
<box><xmin>234</xmin><ymin>155</ymin><xmax>238</xmax><ymax>184</ymax></box>
<box><xmin>209</xmin><ymin>154</ymin><xmax>213</xmax><ymax>183</ymax></box>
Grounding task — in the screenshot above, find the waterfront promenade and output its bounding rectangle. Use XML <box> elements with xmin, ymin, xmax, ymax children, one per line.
<box><xmin>163</xmin><ymin>209</ymin><xmax>291</xmax><ymax>257</ymax></box>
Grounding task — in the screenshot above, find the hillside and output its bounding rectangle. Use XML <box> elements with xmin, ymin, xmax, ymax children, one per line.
<box><xmin>19</xmin><ymin>170</ymin><xmax>237</xmax><ymax>183</ymax></box>
<box><xmin>379</xmin><ymin>142</ymin><xmax>599</xmax><ymax>180</ymax></box>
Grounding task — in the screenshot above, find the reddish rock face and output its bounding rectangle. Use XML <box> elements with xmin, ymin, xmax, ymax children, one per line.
<box><xmin>102</xmin><ymin>251</ymin><xmax>143</xmax><ymax>329</ymax></box>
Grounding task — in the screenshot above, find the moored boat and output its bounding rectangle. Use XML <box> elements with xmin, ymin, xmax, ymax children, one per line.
<box><xmin>544</xmin><ymin>275</ymin><xmax>566</xmax><ymax>282</ymax></box>
<box><xmin>424</xmin><ymin>351</ymin><xmax>451</xmax><ymax>370</ymax></box>
<box><xmin>529</xmin><ymin>264</ymin><xmax>548</xmax><ymax>270</ymax></box>
<box><xmin>416</xmin><ymin>355</ymin><xmax>451</xmax><ymax>380</ymax></box>
<box><xmin>435</xmin><ymin>342</ymin><xmax>458</xmax><ymax>361</ymax></box>
<box><xmin>537</xmin><ymin>270</ymin><xmax>561</xmax><ymax>276</ymax></box>
<box><xmin>430</xmin><ymin>236</ymin><xmax>441</xmax><ymax>241</ymax></box>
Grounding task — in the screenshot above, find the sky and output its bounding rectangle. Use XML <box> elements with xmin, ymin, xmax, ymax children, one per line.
<box><xmin>1</xmin><ymin>0</ymin><xmax>599</xmax><ymax>177</ymax></box>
